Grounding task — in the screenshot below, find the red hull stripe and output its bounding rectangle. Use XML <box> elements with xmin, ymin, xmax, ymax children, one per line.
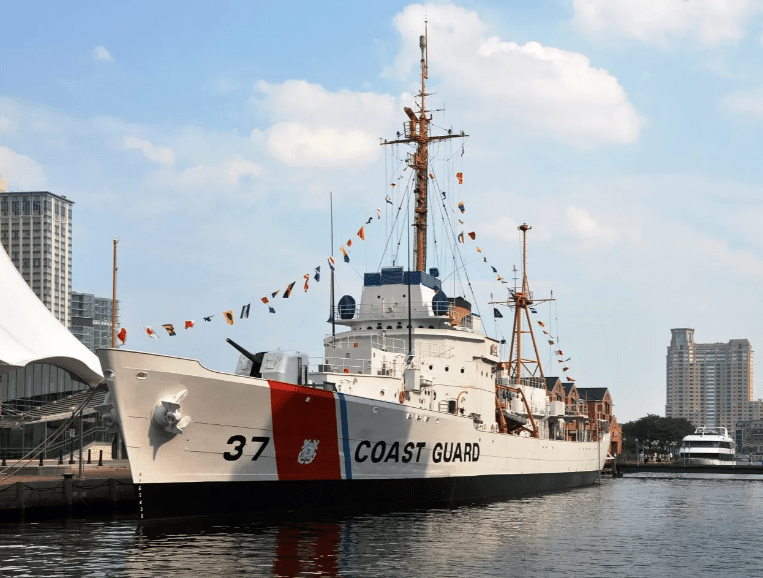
<box><xmin>268</xmin><ymin>381</ymin><xmax>341</xmax><ymax>481</ymax></box>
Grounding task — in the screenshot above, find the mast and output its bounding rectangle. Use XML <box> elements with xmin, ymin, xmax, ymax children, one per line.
<box><xmin>111</xmin><ymin>238</ymin><xmax>118</xmax><ymax>348</ymax></box>
<box><xmin>330</xmin><ymin>192</ymin><xmax>335</xmax><ymax>338</ymax></box>
<box><xmin>381</xmin><ymin>23</ymin><xmax>467</xmax><ymax>272</ymax></box>
<box><xmin>496</xmin><ymin>224</ymin><xmax>551</xmax><ymax>385</ymax></box>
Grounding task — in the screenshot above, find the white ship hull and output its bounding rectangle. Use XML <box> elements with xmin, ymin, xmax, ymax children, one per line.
<box><xmin>99</xmin><ymin>349</ymin><xmax>609</xmax><ymax>520</ymax></box>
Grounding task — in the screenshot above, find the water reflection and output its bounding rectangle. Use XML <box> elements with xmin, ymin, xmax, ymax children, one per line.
<box><xmin>2</xmin><ymin>478</ymin><xmax>763</xmax><ymax>577</ymax></box>
<box><xmin>272</xmin><ymin>524</ymin><xmax>341</xmax><ymax>577</ymax></box>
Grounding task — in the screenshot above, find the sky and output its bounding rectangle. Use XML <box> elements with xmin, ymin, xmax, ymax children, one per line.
<box><xmin>3</xmin><ymin>0</ymin><xmax>763</xmax><ymax>423</ymax></box>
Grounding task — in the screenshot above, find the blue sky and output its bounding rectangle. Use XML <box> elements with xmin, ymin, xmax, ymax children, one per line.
<box><xmin>3</xmin><ymin>1</ymin><xmax>763</xmax><ymax>422</ymax></box>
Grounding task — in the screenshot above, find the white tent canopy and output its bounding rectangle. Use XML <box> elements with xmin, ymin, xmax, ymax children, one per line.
<box><xmin>0</xmin><ymin>243</ymin><xmax>103</xmax><ymax>386</ymax></box>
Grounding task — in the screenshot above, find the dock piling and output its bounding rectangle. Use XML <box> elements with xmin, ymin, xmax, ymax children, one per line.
<box><xmin>62</xmin><ymin>473</ymin><xmax>74</xmax><ymax>506</ymax></box>
<box><xmin>16</xmin><ymin>483</ymin><xmax>26</xmax><ymax>512</ymax></box>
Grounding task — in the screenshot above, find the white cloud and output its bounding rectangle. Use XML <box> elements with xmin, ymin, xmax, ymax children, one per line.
<box><xmin>0</xmin><ymin>116</ymin><xmax>13</xmax><ymax>133</ymax></box>
<box><xmin>572</xmin><ymin>0</ymin><xmax>763</xmax><ymax>46</ymax></box>
<box><xmin>565</xmin><ymin>206</ymin><xmax>618</xmax><ymax>242</ymax></box>
<box><xmin>267</xmin><ymin>123</ymin><xmax>381</xmax><ymax>168</ymax></box>
<box><xmin>181</xmin><ymin>157</ymin><xmax>262</xmax><ymax>187</ymax></box>
<box><xmin>123</xmin><ymin>136</ymin><xmax>175</xmax><ymax>165</ymax></box>
<box><xmin>0</xmin><ymin>147</ymin><xmax>47</xmax><ymax>189</ymax></box>
<box><xmin>723</xmin><ymin>85</ymin><xmax>763</xmax><ymax>118</ymax></box>
<box><xmin>92</xmin><ymin>45</ymin><xmax>114</xmax><ymax>62</ymax></box>
<box><xmin>389</xmin><ymin>3</ymin><xmax>641</xmax><ymax>147</ymax></box>
<box><xmin>223</xmin><ymin>157</ymin><xmax>261</xmax><ymax>184</ymax></box>
<box><xmin>253</xmin><ymin>80</ymin><xmax>398</xmax><ymax>168</ymax></box>
<box><xmin>481</xmin><ymin>215</ymin><xmax>521</xmax><ymax>242</ymax></box>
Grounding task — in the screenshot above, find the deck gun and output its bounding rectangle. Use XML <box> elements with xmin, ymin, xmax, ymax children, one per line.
<box><xmin>226</xmin><ymin>338</ymin><xmax>264</xmax><ymax>377</ymax></box>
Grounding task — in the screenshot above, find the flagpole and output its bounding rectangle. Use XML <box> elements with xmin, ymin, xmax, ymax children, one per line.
<box><xmin>111</xmin><ymin>238</ymin><xmax>118</xmax><ymax>348</ymax></box>
<box><xmin>330</xmin><ymin>192</ymin><xmax>335</xmax><ymax>339</ymax></box>
<box><xmin>407</xmin><ymin>193</ymin><xmax>413</xmax><ymax>360</ymax></box>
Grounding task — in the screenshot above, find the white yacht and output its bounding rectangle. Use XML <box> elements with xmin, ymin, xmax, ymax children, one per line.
<box><xmin>677</xmin><ymin>427</ymin><xmax>736</xmax><ymax>466</ymax></box>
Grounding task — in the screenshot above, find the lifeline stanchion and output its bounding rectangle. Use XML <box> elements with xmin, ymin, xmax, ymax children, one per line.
<box><xmin>39</xmin><ymin>453</ymin><xmax>44</xmax><ymax>466</ymax></box>
<box><xmin>1</xmin><ymin>454</ymin><xmax>6</xmax><ymax>467</ymax></box>
<box><xmin>58</xmin><ymin>453</ymin><xmax>63</xmax><ymax>465</ymax></box>
<box><xmin>97</xmin><ymin>450</ymin><xmax>103</xmax><ymax>467</ymax></box>
<box><xmin>69</xmin><ymin>450</ymin><xmax>75</xmax><ymax>465</ymax></box>
<box><xmin>87</xmin><ymin>449</ymin><xmax>91</xmax><ymax>464</ymax></box>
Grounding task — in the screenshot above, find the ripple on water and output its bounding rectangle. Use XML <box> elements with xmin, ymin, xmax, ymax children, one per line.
<box><xmin>1</xmin><ymin>477</ymin><xmax>763</xmax><ymax>577</ymax></box>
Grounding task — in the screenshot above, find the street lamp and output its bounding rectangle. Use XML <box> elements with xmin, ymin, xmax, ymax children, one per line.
<box><xmin>635</xmin><ymin>438</ymin><xmax>639</xmax><ymax>464</ymax></box>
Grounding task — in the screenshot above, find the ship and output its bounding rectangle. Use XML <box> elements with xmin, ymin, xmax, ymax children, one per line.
<box><xmin>97</xmin><ymin>27</ymin><xmax>611</xmax><ymax>521</ymax></box>
<box><xmin>677</xmin><ymin>427</ymin><xmax>736</xmax><ymax>466</ymax></box>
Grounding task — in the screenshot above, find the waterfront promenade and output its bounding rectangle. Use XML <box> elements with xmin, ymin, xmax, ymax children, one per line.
<box><xmin>618</xmin><ymin>460</ymin><xmax>763</xmax><ymax>475</ymax></box>
<box><xmin>0</xmin><ymin>458</ymin><xmax>135</xmax><ymax>520</ymax></box>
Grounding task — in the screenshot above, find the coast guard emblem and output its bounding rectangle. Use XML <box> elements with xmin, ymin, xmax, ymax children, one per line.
<box><xmin>298</xmin><ymin>439</ymin><xmax>319</xmax><ymax>464</ymax></box>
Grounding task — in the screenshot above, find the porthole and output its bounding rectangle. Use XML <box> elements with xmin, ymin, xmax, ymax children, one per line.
<box><xmin>445</xmin><ymin>366</ymin><xmax>449</xmax><ymax>372</ymax></box>
<box><xmin>460</xmin><ymin>368</ymin><xmax>465</xmax><ymax>373</ymax></box>
<box><xmin>380</xmin><ymin>389</ymin><xmax>385</xmax><ymax>396</ymax></box>
<box><xmin>429</xmin><ymin>364</ymin><xmax>433</xmax><ymax>370</ymax></box>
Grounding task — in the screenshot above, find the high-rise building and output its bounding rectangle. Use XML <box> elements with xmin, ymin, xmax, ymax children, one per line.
<box><xmin>666</xmin><ymin>328</ymin><xmax>753</xmax><ymax>432</ymax></box>
<box><xmin>70</xmin><ymin>292</ymin><xmax>119</xmax><ymax>353</ymax></box>
<box><xmin>0</xmin><ymin>182</ymin><xmax>73</xmax><ymax>328</ymax></box>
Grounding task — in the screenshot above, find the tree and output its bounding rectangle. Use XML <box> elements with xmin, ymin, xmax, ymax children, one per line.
<box><xmin>621</xmin><ymin>414</ymin><xmax>695</xmax><ymax>453</ymax></box>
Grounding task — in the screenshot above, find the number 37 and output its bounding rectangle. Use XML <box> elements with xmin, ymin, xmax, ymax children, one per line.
<box><xmin>223</xmin><ymin>435</ymin><xmax>270</xmax><ymax>462</ymax></box>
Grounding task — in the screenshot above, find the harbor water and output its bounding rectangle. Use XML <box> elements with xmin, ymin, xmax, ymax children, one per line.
<box><xmin>2</xmin><ymin>474</ymin><xmax>763</xmax><ymax>577</ymax></box>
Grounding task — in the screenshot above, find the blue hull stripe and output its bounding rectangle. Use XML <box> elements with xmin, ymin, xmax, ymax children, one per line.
<box><xmin>337</xmin><ymin>392</ymin><xmax>352</xmax><ymax>480</ymax></box>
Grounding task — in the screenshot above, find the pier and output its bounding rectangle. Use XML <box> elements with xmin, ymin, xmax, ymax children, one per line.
<box><xmin>0</xmin><ymin>459</ymin><xmax>135</xmax><ymax>521</ymax></box>
<box><xmin>617</xmin><ymin>461</ymin><xmax>763</xmax><ymax>475</ymax></box>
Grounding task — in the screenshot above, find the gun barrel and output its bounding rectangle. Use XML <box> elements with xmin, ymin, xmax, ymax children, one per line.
<box><xmin>226</xmin><ymin>338</ymin><xmax>258</xmax><ymax>363</ymax></box>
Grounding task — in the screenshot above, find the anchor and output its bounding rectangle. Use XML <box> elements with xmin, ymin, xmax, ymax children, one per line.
<box><xmin>151</xmin><ymin>389</ymin><xmax>192</xmax><ymax>435</ymax></box>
